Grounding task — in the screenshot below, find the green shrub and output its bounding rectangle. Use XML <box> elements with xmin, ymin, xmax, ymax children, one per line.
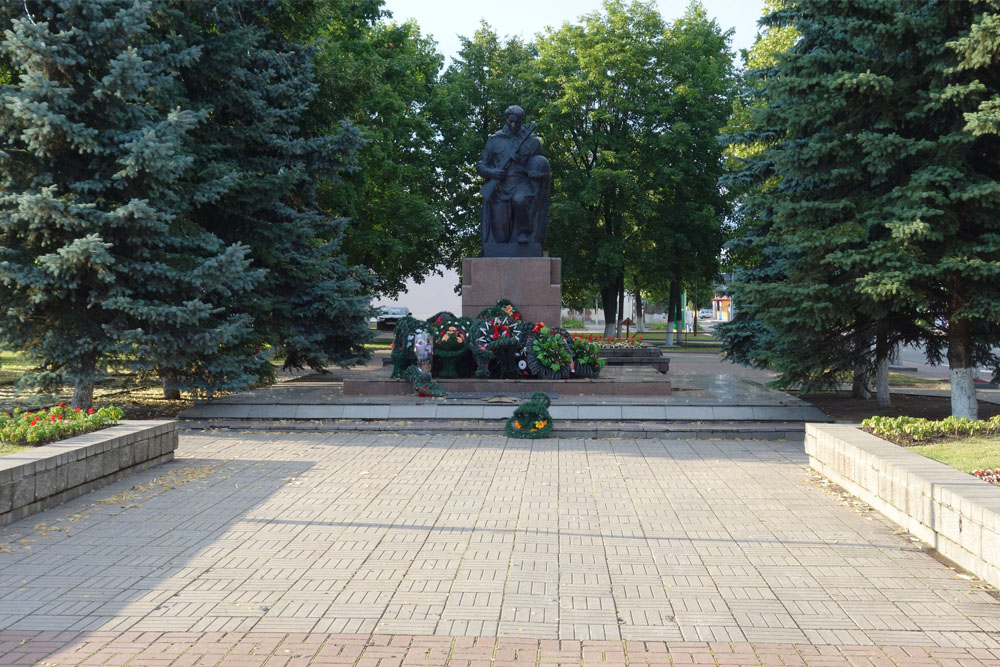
<box><xmin>862</xmin><ymin>414</ymin><xmax>1000</xmax><ymax>445</ymax></box>
<box><xmin>561</xmin><ymin>317</ymin><xmax>585</xmax><ymax>329</ymax></box>
<box><xmin>0</xmin><ymin>405</ymin><xmax>124</xmax><ymax>447</ymax></box>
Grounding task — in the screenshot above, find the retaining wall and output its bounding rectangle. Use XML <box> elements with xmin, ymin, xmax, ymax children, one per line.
<box><xmin>805</xmin><ymin>423</ymin><xmax>1000</xmax><ymax>590</ymax></box>
<box><xmin>0</xmin><ymin>421</ymin><xmax>178</xmax><ymax>526</ymax></box>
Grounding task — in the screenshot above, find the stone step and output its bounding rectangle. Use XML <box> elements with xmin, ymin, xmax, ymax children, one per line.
<box><xmin>179</xmin><ymin>419</ymin><xmax>808</xmax><ymax>440</ymax></box>
<box><xmin>179</xmin><ymin>402</ymin><xmax>829</xmax><ymax>422</ymax></box>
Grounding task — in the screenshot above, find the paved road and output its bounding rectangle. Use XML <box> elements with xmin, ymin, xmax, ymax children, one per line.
<box><xmin>2</xmin><ymin>431</ymin><xmax>999</xmax><ymax>665</ymax></box>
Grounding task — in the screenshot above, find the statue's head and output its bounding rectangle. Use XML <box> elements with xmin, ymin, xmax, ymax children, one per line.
<box><xmin>504</xmin><ymin>105</ymin><xmax>525</xmax><ymax>133</ymax></box>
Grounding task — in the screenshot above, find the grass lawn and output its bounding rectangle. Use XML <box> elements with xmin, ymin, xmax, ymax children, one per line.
<box><xmin>888</xmin><ymin>372</ymin><xmax>942</xmax><ymax>385</ymax></box>
<box><xmin>910</xmin><ymin>435</ymin><xmax>1000</xmax><ymax>474</ymax></box>
<box><xmin>0</xmin><ymin>350</ymin><xmax>31</xmax><ymax>385</ymax></box>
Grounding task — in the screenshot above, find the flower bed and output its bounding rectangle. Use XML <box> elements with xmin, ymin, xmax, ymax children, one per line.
<box><xmin>862</xmin><ymin>414</ymin><xmax>1000</xmax><ymax>445</ymax></box>
<box><xmin>573</xmin><ymin>333</ymin><xmax>645</xmax><ymax>349</ymax></box>
<box><xmin>1</xmin><ymin>405</ymin><xmax>124</xmax><ymax>447</ymax></box>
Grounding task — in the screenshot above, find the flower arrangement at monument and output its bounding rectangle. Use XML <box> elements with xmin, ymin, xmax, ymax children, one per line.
<box><xmin>389</xmin><ymin>315</ymin><xmax>432</xmax><ymax>378</ymax></box>
<box><xmin>433</xmin><ymin>316</ymin><xmax>474</xmax><ymax>378</ymax></box>
<box><xmin>1</xmin><ymin>404</ymin><xmax>124</xmax><ymax>447</ymax></box>
<box><xmin>571</xmin><ymin>337</ymin><xmax>605</xmax><ymax>378</ymax></box>
<box><xmin>389</xmin><ymin>299</ymin><xmax>627</xmax><ymax>394</ymax></box>
<box><xmin>471</xmin><ymin>300</ymin><xmax>527</xmax><ymax>378</ymax></box>
<box><xmin>524</xmin><ymin>325</ymin><xmax>574</xmax><ymax>380</ymax></box>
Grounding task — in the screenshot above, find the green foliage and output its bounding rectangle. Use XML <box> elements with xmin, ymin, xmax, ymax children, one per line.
<box><xmin>432</xmin><ymin>24</ymin><xmax>539</xmax><ymax>265</ymax></box>
<box><xmin>535</xmin><ymin>1</ymin><xmax>737</xmax><ymax>329</ymax></box>
<box><xmin>561</xmin><ymin>318</ymin><xmax>586</xmax><ymax>329</ymax></box>
<box><xmin>570</xmin><ymin>337</ymin><xmax>604</xmax><ymax>366</ymax></box>
<box><xmin>280</xmin><ymin>1</ymin><xmax>447</xmax><ymax>297</ymax></box>
<box><xmin>179</xmin><ymin>1</ymin><xmax>373</xmax><ymax>374</ymax></box>
<box><xmin>0</xmin><ymin>0</ymin><xmax>264</xmax><ymax>406</ymax></box>
<box><xmin>1</xmin><ymin>405</ymin><xmax>123</xmax><ymax>447</ymax></box>
<box><xmin>863</xmin><ymin>415</ymin><xmax>1000</xmax><ymax>445</ymax></box>
<box><xmin>719</xmin><ymin>0</ymin><xmax>1000</xmax><ymax>413</ymax></box>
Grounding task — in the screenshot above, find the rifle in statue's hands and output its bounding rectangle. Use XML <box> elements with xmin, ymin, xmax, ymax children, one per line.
<box><xmin>480</xmin><ymin>122</ymin><xmax>537</xmax><ymax>202</ymax></box>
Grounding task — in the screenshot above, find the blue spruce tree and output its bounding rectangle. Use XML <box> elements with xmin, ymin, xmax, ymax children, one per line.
<box><xmin>0</xmin><ymin>1</ymin><xmax>263</xmax><ymax>408</ymax></box>
<box><xmin>179</xmin><ymin>1</ymin><xmax>372</xmax><ymax>375</ymax></box>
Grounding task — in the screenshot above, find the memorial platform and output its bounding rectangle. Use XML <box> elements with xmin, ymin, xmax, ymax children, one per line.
<box><xmin>178</xmin><ymin>350</ymin><xmax>829</xmax><ymax>439</ymax></box>
<box><xmin>344</xmin><ymin>364</ymin><xmax>670</xmax><ymax>396</ymax></box>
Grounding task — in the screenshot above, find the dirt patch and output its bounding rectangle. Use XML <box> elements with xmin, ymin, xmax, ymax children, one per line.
<box><xmin>801</xmin><ymin>391</ymin><xmax>1000</xmax><ymax>422</ymax></box>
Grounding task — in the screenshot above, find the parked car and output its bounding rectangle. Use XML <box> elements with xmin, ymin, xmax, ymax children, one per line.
<box><xmin>698</xmin><ymin>308</ymin><xmax>714</xmax><ymax>319</ymax></box>
<box><xmin>376</xmin><ymin>306</ymin><xmax>411</xmax><ymax>330</ymax></box>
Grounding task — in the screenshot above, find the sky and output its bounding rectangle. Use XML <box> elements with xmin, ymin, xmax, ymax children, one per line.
<box><xmin>376</xmin><ymin>0</ymin><xmax>767</xmax><ymax>318</ymax></box>
<box><xmin>382</xmin><ymin>0</ymin><xmax>767</xmax><ymax>64</ymax></box>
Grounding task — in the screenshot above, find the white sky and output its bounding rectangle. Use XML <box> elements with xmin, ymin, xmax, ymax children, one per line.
<box><xmin>382</xmin><ymin>0</ymin><xmax>767</xmax><ymax>64</ymax></box>
<box><xmin>376</xmin><ymin>0</ymin><xmax>767</xmax><ymax>318</ymax></box>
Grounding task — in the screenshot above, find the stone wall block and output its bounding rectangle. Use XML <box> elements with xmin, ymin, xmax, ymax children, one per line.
<box><xmin>100</xmin><ymin>451</ymin><xmax>118</xmax><ymax>477</ymax></box>
<box><xmin>34</xmin><ymin>469</ymin><xmax>56</xmax><ymax>499</ymax></box>
<box><xmin>134</xmin><ymin>439</ymin><xmax>149</xmax><ymax>463</ymax></box>
<box><xmin>67</xmin><ymin>460</ymin><xmax>87</xmax><ymax>489</ymax></box>
<box><xmin>86</xmin><ymin>454</ymin><xmax>104</xmax><ymax>482</ymax></box>
<box><xmin>0</xmin><ymin>482</ymin><xmax>12</xmax><ymax>514</ymax></box>
<box><xmin>118</xmin><ymin>444</ymin><xmax>134</xmax><ymax>470</ymax></box>
<box><xmin>12</xmin><ymin>476</ymin><xmax>35</xmax><ymax>509</ymax></box>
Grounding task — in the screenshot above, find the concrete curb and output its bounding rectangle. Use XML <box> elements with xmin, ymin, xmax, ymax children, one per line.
<box><xmin>180</xmin><ymin>419</ymin><xmax>807</xmax><ymax>440</ymax></box>
<box><xmin>805</xmin><ymin>423</ymin><xmax>1000</xmax><ymax>590</ymax></box>
<box><xmin>0</xmin><ymin>420</ymin><xmax>178</xmax><ymax>526</ymax></box>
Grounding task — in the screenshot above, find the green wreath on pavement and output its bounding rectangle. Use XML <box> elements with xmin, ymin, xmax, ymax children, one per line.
<box><xmin>505</xmin><ymin>392</ymin><xmax>553</xmax><ymax>439</ymax></box>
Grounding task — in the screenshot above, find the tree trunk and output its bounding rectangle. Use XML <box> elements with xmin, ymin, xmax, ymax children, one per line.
<box><xmin>601</xmin><ymin>283</ymin><xmax>618</xmax><ymax>338</ymax></box>
<box><xmin>875</xmin><ymin>325</ymin><xmax>891</xmax><ymax>409</ymax></box>
<box><xmin>162</xmin><ymin>375</ymin><xmax>181</xmax><ymax>400</ymax></box>
<box><xmin>850</xmin><ymin>327</ymin><xmax>873</xmax><ymax>400</ymax></box>
<box><xmin>634</xmin><ymin>286</ymin><xmax>645</xmax><ymax>333</ymax></box>
<box><xmin>670</xmin><ymin>280</ymin><xmax>682</xmax><ymax>346</ymax></box>
<box><xmin>947</xmin><ymin>318</ymin><xmax>978</xmax><ymax>419</ymax></box>
<box><xmin>71</xmin><ymin>383</ymin><xmax>94</xmax><ymax>411</ymax></box>
<box><xmin>851</xmin><ymin>359</ymin><xmax>873</xmax><ymax>400</ymax></box>
<box><xmin>876</xmin><ymin>356</ymin><xmax>891</xmax><ymax>408</ymax></box>
<box><xmin>71</xmin><ymin>354</ymin><xmax>96</xmax><ymax>411</ymax></box>
<box><xmin>665</xmin><ymin>282</ymin><xmax>675</xmax><ymax>346</ymax></box>
<box><xmin>615</xmin><ymin>273</ymin><xmax>625</xmax><ymax>337</ymax></box>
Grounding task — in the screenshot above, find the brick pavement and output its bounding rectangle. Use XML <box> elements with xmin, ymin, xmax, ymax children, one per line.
<box><xmin>1</xmin><ymin>431</ymin><xmax>999</xmax><ymax>665</ymax></box>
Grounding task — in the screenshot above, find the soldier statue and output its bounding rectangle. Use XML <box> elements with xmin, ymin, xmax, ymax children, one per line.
<box><xmin>477</xmin><ymin>105</ymin><xmax>550</xmax><ymax>257</ymax></box>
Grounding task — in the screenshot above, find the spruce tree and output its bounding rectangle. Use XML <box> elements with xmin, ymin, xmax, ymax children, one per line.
<box><xmin>0</xmin><ymin>0</ymin><xmax>262</xmax><ymax>407</ymax></box>
<box><xmin>856</xmin><ymin>0</ymin><xmax>1000</xmax><ymax>417</ymax></box>
<box><xmin>179</xmin><ymin>1</ymin><xmax>372</xmax><ymax>373</ymax></box>
<box><xmin>720</xmin><ymin>0</ymin><xmax>1000</xmax><ymax>416</ymax></box>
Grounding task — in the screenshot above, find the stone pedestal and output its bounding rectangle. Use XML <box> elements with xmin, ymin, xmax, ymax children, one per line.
<box><xmin>462</xmin><ymin>256</ymin><xmax>561</xmax><ymax>326</ymax></box>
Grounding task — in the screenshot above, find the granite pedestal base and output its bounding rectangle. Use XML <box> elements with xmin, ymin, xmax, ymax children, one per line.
<box><xmin>462</xmin><ymin>256</ymin><xmax>561</xmax><ymax>325</ymax></box>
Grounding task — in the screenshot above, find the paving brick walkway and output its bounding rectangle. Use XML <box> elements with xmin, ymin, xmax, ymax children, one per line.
<box><xmin>2</xmin><ymin>431</ymin><xmax>999</xmax><ymax>665</ymax></box>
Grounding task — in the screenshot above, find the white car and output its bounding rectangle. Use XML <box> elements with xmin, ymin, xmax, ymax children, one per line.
<box><xmin>697</xmin><ymin>308</ymin><xmax>713</xmax><ymax>319</ymax></box>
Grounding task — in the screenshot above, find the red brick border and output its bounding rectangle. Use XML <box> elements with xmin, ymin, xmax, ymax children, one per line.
<box><xmin>4</xmin><ymin>631</ymin><xmax>1000</xmax><ymax>666</ymax></box>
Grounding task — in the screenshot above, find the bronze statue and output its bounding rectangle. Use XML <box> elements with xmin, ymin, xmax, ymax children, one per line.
<box><xmin>477</xmin><ymin>105</ymin><xmax>550</xmax><ymax>257</ymax></box>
